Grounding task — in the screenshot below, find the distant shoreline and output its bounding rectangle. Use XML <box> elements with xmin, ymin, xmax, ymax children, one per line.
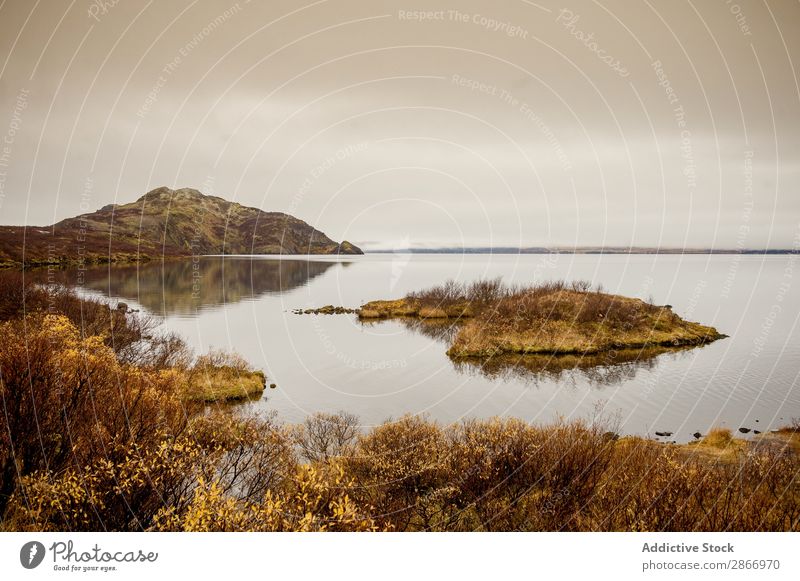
<box><xmin>365</xmin><ymin>247</ymin><xmax>799</xmax><ymax>255</ymax></box>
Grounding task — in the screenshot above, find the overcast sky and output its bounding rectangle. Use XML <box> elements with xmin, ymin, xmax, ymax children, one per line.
<box><xmin>0</xmin><ymin>0</ymin><xmax>798</xmax><ymax>249</ymax></box>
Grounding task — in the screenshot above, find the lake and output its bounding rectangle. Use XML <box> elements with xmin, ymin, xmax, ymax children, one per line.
<box><xmin>49</xmin><ymin>253</ymin><xmax>800</xmax><ymax>441</ymax></box>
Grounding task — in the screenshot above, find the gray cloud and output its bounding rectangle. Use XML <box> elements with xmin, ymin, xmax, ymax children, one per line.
<box><xmin>0</xmin><ymin>0</ymin><xmax>798</xmax><ymax>249</ymax></box>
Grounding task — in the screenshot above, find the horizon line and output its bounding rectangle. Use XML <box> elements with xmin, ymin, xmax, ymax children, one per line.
<box><xmin>362</xmin><ymin>246</ymin><xmax>798</xmax><ymax>254</ymax></box>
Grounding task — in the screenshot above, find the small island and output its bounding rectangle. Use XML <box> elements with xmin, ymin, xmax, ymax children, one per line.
<box><xmin>356</xmin><ymin>279</ymin><xmax>725</xmax><ymax>358</ymax></box>
<box><xmin>182</xmin><ymin>351</ymin><xmax>268</xmax><ymax>403</ymax></box>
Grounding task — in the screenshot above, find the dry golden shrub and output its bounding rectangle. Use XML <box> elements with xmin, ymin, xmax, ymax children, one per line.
<box><xmin>154</xmin><ymin>464</ymin><xmax>376</xmax><ymax>532</ymax></box>
<box><xmin>343</xmin><ymin>414</ymin><xmax>448</xmax><ymax>531</ymax></box>
<box><xmin>292</xmin><ymin>411</ymin><xmax>360</xmax><ymax>463</ymax></box>
<box><xmin>0</xmin><ymin>314</ymin><xmax>192</xmax><ymax>522</ymax></box>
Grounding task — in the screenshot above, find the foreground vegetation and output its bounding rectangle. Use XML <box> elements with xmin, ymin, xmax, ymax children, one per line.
<box><xmin>359</xmin><ymin>279</ymin><xmax>725</xmax><ymax>357</ymax></box>
<box><xmin>0</xmin><ymin>271</ymin><xmax>265</xmax><ymax>403</ymax></box>
<box><xmin>1</xmin><ymin>273</ymin><xmax>797</xmax><ymax>532</ymax></box>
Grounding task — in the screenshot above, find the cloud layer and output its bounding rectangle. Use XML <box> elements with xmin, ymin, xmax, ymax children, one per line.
<box><xmin>0</xmin><ymin>0</ymin><xmax>798</xmax><ymax>249</ymax></box>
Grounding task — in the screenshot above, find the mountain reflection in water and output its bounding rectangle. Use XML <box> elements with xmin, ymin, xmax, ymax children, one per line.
<box><xmin>37</xmin><ymin>257</ymin><xmax>338</xmax><ymax>316</ymax></box>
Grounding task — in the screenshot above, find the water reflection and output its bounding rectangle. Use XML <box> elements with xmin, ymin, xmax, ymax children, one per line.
<box><xmin>368</xmin><ymin>316</ymin><xmax>697</xmax><ymax>388</ymax></box>
<box><xmin>451</xmin><ymin>346</ymin><xmax>696</xmax><ymax>387</ymax></box>
<box><xmin>374</xmin><ymin>317</ymin><xmax>464</xmax><ymax>344</ymax></box>
<box><xmin>37</xmin><ymin>258</ymin><xmax>337</xmax><ymax>316</ymax></box>
<box><xmin>20</xmin><ymin>254</ymin><xmax>798</xmax><ymax>437</ymax></box>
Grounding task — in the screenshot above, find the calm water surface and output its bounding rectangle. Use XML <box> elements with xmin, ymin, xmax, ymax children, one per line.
<box><xmin>57</xmin><ymin>254</ymin><xmax>800</xmax><ymax>441</ymax></box>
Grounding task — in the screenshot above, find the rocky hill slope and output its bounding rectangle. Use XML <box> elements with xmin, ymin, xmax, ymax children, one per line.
<box><xmin>0</xmin><ymin>187</ymin><xmax>362</xmax><ymax>266</ymax></box>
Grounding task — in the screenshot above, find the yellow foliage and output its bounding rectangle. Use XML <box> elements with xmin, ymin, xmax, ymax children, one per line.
<box><xmin>1</xmin><ymin>311</ymin><xmax>798</xmax><ymax>533</ymax></box>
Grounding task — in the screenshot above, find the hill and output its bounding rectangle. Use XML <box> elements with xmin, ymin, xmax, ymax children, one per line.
<box><xmin>0</xmin><ymin>186</ymin><xmax>362</xmax><ymax>267</ymax></box>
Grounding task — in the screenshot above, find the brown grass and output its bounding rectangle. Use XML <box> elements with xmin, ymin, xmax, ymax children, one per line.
<box><xmin>701</xmin><ymin>428</ymin><xmax>738</xmax><ymax>449</ymax></box>
<box><xmin>358</xmin><ymin>279</ymin><xmax>725</xmax><ymax>358</ymax></box>
<box><xmin>680</xmin><ymin>428</ymin><xmax>748</xmax><ymax>464</ymax></box>
<box><xmin>183</xmin><ymin>351</ymin><xmax>266</xmax><ymax>402</ymax></box>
